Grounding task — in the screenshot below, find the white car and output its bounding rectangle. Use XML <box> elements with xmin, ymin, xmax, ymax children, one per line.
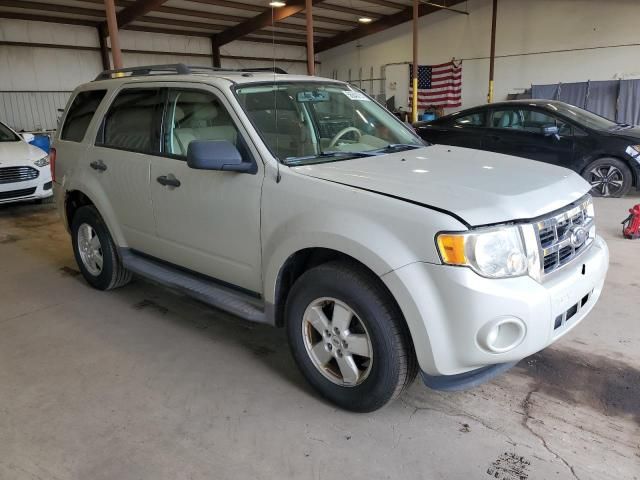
<box><xmin>0</xmin><ymin>121</ymin><xmax>53</xmax><ymax>204</ymax></box>
<box><xmin>53</xmin><ymin>65</ymin><xmax>609</xmax><ymax>412</ymax></box>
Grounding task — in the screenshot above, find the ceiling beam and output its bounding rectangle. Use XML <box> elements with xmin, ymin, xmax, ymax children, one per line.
<box><xmin>0</xmin><ymin>11</ymin><xmax>99</xmax><ymax>27</ymax></box>
<box><xmin>213</xmin><ymin>0</ymin><xmax>326</xmax><ymax>46</ymax></box>
<box><xmin>315</xmin><ymin>0</ymin><xmax>466</xmax><ymax>52</ymax></box>
<box><xmin>357</xmin><ymin>0</ymin><xmax>409</xmax><ymax>10</ymax></box>
<box><xmin>116</xmin><ymin>0</ymin><xmax>170</xmax><ymax>28</ymax></box>
<box><xmin>77</xmin><ymin>0</ymin><xmax>356</xmax><ymax>27</ymax></box>
<box><xmin>0</xmin><ymin>0</ymin><xmax>104</xmax><ymax>18</ymax></box>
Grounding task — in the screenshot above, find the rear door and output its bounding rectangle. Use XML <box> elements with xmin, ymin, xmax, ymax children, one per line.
<box><xmin>147</xmin><ymin>85</ymin><xmax>263</xmax><ymax>293</ymax></box>
<box><xmin>418</xmin><ymin>110</ymin><xmax>486</xmax><ymax>149</ymax></box>
<box><xmin>484</xmin><ymin>107</ymin><xmax>575</xmax><ymax>165</ymax></box>
<box><xmin>92</xmin><ymin>87</ymin><xmax>163</xmax><ymax>248</ymax></box>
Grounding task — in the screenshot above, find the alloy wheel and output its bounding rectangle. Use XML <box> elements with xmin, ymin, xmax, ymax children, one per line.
<box><xmin>77</xmin><ymin>223</ymin><xmax>103</xmax><ymax>276</ymax></box>
<box><xmin>301</xmin><ymin>297</ymin><xmax>373</xmax><ymax>387</ymax></box>
<box><xmin>588</xmin><ymin>165</ymin><xmax>624</xmax><ymax>197</ymax></box>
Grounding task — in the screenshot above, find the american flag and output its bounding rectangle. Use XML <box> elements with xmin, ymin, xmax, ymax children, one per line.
<box><xmin>409</xmin><ymin>61</ymin><xmax>462</xmax><ymax>108</ymax></box>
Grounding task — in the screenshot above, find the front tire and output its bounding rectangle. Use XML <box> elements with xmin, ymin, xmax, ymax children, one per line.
<box><xmin>285</xmin><ymin>261</ymin><xmax>418</xmax><ymax>412</ymax></box>
<box><xmin>71</xmin><ymin>205</ymin><xmax>131</xmax><ymax>290</ymax></box>
<box><xmin>582</xmin><ymin>157</ymin><xmax>632</xmax><ymax>197</ymax></box>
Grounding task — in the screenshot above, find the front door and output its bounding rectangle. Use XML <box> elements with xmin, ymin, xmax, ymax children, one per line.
<box><xmin>483</xmin><ymin>107</ymin><xmax>575</xmax><ymax>166</ymax></box>
<box><xmin>148</xmin><ymin>86</ymin><xmax>263</xmax><ymax>293</ymax></box>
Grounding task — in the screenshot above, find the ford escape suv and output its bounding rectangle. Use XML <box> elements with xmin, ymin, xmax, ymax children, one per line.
<box><xmin>53</xmin><ymin>64</ymin><xmax>609</xmax><ymax>412</ymax></box>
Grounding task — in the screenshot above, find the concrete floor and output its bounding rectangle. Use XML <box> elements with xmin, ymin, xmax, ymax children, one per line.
<box><xmin>0</xmin><ymin>196</ymin><xmax>639</xmax><ymax>480</ymax></box>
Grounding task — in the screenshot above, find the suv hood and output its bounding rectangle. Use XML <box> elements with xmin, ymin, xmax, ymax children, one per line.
<box><xmin>0</xmin><ymin>140</ymin><xmax>47</xmax><ymax>166</ymax></box>
<box><xmin>293</xmin><ymin>145</ymin><xmax>591</xmax><ymax>227</ymax></box>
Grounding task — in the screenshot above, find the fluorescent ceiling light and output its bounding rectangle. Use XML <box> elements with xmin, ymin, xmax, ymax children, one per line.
<box><xmin>269</xmin><ymin>1</ymin><xmax>286</xmax><ymax>6</ymax></box>
<box><xmin>358</xmin><ymin>17</ymin><xmax>373</xmax><ymax>23</ymax></box>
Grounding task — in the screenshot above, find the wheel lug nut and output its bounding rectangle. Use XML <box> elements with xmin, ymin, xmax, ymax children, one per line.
<box><xmin>336</xmin><ymin>349</ymin><xmax>343</xmax><ymax>357</ymax></box>
<box><xmin>326</xmin><ymin>343</ymin><xmax>332</xmax><ymax>350</ymax></box>
<box><xmin>333</xmin><ymin>327</ymin><xmax>340</xmax><ymax>334</ymax></box>
<box><xmin>324</xmin><ymin>329</ymin><xmax>331</xmax><ymax>337</ymax></box>
<box><xmin>342</xmin><ymin>341</ymin><xmax>348</xmax><ymax>349</ymax></box>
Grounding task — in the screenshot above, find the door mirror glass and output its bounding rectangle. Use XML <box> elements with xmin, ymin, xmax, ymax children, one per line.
<box><xmin>542</xmin><ymin>125</ymin><xmax>559</xmax><ymax>136</ymax></box>
<box><xmin>187</xmin><ymin>140</ymin><xmax>251</xmax><ymax>172</ymax></box>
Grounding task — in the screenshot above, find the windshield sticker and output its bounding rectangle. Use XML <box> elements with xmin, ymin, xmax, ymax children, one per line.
<box><xmin>343</xmin><ymin>90</ymin><xmax>370</xmax><ymax>101</ymax></box>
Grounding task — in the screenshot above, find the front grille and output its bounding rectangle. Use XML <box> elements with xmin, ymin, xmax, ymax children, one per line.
<box><xmin>533</xmin><ymin>195</ymin><xmax>594</xmax><ymax>276</ymax></box>
<box><xmin>0</xmin><ymin>187</ymin><xmax>37</xmax><ymax>200</ymax></box>
<box><xmin>0</xmin><ymin>166</ymin><xmax>39</xmax><ymax>184</ymax></box>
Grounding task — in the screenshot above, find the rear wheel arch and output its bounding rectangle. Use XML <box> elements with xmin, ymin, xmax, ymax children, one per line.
<box><xmin>65</xmin><ymin>190</ymin><xmax>96</xmax><ymax>229</ymax></box>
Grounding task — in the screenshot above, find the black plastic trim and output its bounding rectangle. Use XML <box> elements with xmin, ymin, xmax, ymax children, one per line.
<box><xmin>421</xmin><ymin>361</ymin><xmax>517</xmax><ymax>391</ymax></box>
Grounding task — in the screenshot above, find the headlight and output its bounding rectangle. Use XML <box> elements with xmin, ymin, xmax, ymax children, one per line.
<box><xmin>33</xmin><ymin>155</ymin><xmax>49</xmax><ymax>167</ymax></box>
<box><xmin>626</xmin><ymin>145</ymin><xmax>640</xmax><ymax>160</ymax></box>
<box><xmin>436</xmin><ymin>226</ymin><xmax>528</xmax><ymax>278</ymax></box>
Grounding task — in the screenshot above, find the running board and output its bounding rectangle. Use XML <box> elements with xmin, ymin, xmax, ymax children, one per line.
<box><xmin>120</xmin><ymin>250</ymin><xmax>267</xmax><ymax>324</ymax></box>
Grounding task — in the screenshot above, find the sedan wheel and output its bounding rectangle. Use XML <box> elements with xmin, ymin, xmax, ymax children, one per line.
<box><xmin>582</xmin><ymin>158</ymin><xmax>632</xmax><ymax>198</ymax></box>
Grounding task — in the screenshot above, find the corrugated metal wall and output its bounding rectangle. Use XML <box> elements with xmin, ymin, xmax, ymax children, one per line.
<box><xmin>0</xmin><ymin>91</ymin><xmax>71</xmax><ymax>131</ymax></box>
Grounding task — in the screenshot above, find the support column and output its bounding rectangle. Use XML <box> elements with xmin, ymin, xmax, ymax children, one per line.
<box><xmin>211</xmin><ymin>38</ymin><xmax>221</xmax><ymax>68</ymax></box>
<box><xmin>487</xmin><ymin>0</ymin><xmax>497</xmax><ymax>103</ymax></box>
<box><xmin>305</xmin><ymin>0</ymin><xmax>315</xmax><ymax>76</ymax></box>
<box><xmin>103</xmin><ymin>0</ymin><xmax>123</xmax><ymax>69</ymax></box>
<box><xmin>97</xmin><ymin>26</ymin><xmax>110</xmax><ymax>71</ymax></box>
<box><xmin>411</xmin><ymin>0</ymin><xmax>418</xmax><ymax>123</ymax></box>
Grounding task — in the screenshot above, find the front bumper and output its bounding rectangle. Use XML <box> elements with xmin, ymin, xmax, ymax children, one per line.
<box><xmin>0</xmin><ymin>166</ymin><xmax>53</xmax><ymax>204</ymax></box>
<box><xmin>382</xmin><ymin>235</ymin><xmax>609</xmax><ymax>377</ymax></box>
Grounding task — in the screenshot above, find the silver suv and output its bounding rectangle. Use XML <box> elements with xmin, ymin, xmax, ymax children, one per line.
<box><xmin>53</xmin><ymin>64</ymin><xmax>609</xmax><ymax>412</ymax></box>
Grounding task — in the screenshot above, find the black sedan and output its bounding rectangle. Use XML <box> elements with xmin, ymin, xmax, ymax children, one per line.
<box><xmin>415</xmin><ymin>100</ymin><xmax>640</xmax><ymax>197</ymax></box>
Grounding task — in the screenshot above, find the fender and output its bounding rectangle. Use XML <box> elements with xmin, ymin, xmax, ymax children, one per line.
<box><xmin>60</xmin><ymin>172</ymin><xmax>128</xmax><ymax>248</ymax></box>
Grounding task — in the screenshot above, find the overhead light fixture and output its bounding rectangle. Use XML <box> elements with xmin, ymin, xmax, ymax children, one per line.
<box><xmin>358</xmin><ymin>17</ymin><xmax>373</xmax><ymax>23</ymax></box>
<box><xmin>269</xmin><ymin>1</ymin><xmax>286</xmax><ymax>6</ymax></box>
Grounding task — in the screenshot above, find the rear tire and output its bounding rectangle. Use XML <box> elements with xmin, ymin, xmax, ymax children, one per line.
<box><xmin>285</xmin><ymin>261</ymin><xmax>418</xmax><ymax>412</ymax></box>
<box><xmin>582</xmin><ymin>157</ymin><xmax>632</xmax><ymax>198</ymax></box>
<box><xmin>71</xmin><ymin>205</ymin><xmax>132</xmax><ymax>290</ymax></box>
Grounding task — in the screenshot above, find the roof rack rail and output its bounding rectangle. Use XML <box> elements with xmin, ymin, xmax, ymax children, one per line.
<box><xmin>94</xmin><ymin>63</ymin><xmax>287</xmax><ymax>81</ymax></box>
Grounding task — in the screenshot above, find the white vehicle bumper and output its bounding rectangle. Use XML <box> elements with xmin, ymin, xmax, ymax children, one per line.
<box><xmin>0</xmin><ymin>165</ymin><xmax>53</xmax><ymax>204</ymax></box>
<box><xmin>382</xmin><ymin>235</ymin><xmax>609</xmax><ymax>380</ymax></box>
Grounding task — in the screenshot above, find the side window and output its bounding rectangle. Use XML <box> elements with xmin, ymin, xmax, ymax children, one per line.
<box><xmin>61</xmin><ymin>90</ymin><xmax>106</xmax><ymax>142</ymax></box>
<box><xmin>452</xmin><ymin>111</ymin><xmax>485</xmax><ymax>127</ymax></box>
<box><xmin>163</xmin><ymin>89</ymin><xmax>244</xmax><ymax>158</ymax></box>
<box><xmin>491</xmin><ymin>108</ymin><xmax>570</xmax><ymax>135</ymax></box>
<box><xmin>490</xmin><ymin>109</ymin><xmax>523</xmax><ymax>129</ymax></box>
<box><xmin>97</xmin><ymin>89</ymin><xmax>162</xmax><ymax>153</ymax></box>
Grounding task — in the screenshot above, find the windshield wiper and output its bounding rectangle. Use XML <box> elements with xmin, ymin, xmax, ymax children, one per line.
<box><xmin>285</xmin><ymin>150</ymin><xmax>375</xmax><ymax>166</ymax></box>
<box><xmin>372</xmin><ymin>143</ymin><xmax>423</xmax><ymax>153</ymax></box>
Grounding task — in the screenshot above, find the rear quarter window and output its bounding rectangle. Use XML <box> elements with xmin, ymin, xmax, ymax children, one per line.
<box><xmin>61</xmin><ymin>90</ymin><xmax>107</xmax><ymax>142</ymax></box>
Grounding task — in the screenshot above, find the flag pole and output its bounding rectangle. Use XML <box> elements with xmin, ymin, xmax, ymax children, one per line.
<box><xmin>412</xmin><ymin>0</ymin><xmax>419</xmax><ymax>123</ymax></box>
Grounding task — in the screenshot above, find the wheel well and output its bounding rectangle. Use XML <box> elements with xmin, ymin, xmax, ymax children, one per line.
<box><xmin>65</xmin><ymin>190</ymin><xmax>95</xmax><ymax>228</ymax></box>
<box><xmin>272</xmin><ymin>248</ymin><xmax>391</xmax><ymax>328</ymax></box>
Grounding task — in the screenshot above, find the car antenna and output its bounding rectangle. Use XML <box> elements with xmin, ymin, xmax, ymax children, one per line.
<box><xmin>271</xmin><ymin>7</ymin><xmax>281</xmax><ymax>184</ymax></box>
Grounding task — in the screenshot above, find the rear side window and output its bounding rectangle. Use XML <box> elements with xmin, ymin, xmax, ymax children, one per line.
<box><xmin>451</xmin><ymin>111</ymin><xmax>485</xmax><ymax>126</ymax></box>
<box><xmin>61</xmin><ymin>90</ymin><xmax>107</xmax><ymax>142</ymax></box>
<box><xmin>97</xmin><ymin>89</ymin><xmax>163</xmax><ymax>153</ymax></box>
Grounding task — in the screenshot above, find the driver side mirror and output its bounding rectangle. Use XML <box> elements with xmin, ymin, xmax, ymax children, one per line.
<box><xmin>187</xmin><ymin>140</ymin><xmax>252</xmax><ymax>173</ymax></box>
<box><xmin>541</xmin><ymin>125</ymin><xmax>559</xmax><ymax>136</ymax></box>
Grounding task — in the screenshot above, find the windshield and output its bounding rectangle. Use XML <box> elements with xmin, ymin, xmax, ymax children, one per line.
<box><xmin>235</xmin><ymin>82</ymin><xmax>424</xmax><ymax>165</ymax></box>
<box><xmin>0</xmin><ymin>122</ymin><xmax>20</xmax><ymax>142</ymax></box>
<box><xmin>548</xmin><ymin>102</ymin><xmax>619</xmax><ymax>130</ymax></box>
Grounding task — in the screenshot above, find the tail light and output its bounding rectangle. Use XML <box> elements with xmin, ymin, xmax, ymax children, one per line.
<box><xmin>50</xmin><ymin>147</ymin><xmax>57</xmax><ymax>182</ymax></box>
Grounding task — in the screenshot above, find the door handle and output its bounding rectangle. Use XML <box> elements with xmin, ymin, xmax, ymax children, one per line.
<box><xmin>157</xmin><ymin>174</ymin><xmax>181</xmax><ymax>188</ymax></box>
<box><xmin>89</xmin><ymin>160</ymin><xmax>107</xmax><ymax>172</ymax></box>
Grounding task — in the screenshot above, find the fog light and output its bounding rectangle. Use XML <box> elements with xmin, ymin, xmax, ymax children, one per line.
<box><xmin>477</xmin><ymin>317</ymin><xmax>526</xmax><ymax>353</ymax></box>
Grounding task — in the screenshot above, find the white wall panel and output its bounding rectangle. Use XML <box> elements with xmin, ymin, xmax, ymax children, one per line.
<box><xmin>318</xmin><ymin>0</ymin><xmax>640</xmax><ymax>111</ymax></box>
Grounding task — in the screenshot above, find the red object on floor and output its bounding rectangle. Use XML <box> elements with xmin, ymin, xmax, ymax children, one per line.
<box><xmin>622</xmin><ymin>204</ymin><xmax>640</xmax><ymax>239</ymax></box>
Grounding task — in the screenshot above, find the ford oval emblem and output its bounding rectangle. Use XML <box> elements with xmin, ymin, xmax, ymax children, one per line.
<box><xmin>570</xmin><ymin>226</ymin><xmax>588</xmax><ymax>248</ymax></box>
